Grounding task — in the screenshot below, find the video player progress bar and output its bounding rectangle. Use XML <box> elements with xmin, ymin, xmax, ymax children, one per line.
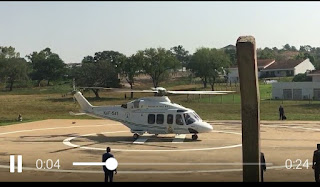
<box><xmin>73</xmin><ymin>162</ymin><xmax>273</xmax><ymax>166</ymax></box>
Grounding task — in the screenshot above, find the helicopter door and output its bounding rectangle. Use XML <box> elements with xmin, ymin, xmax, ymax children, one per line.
<box><xmin>125</xmin><ymin>112</ymin><xmax>130</xmax><ymax>121</ymax></box>
<box><xmin>173</xmin><ymin>114</ymin><xmax>185</xmax><ymax>134</ymax></box>
<box><xmin>166</xmin><ymin>114</ymin><xmax>174</xmax><ymax>133</ymax></box>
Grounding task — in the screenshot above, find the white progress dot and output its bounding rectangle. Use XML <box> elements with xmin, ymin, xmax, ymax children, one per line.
<box><xmin>106</xmin><ymin>157</ymin><xmax>118</xmax><ymax>170</ymax></box>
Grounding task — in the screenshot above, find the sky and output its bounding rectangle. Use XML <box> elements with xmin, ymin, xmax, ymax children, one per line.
<box><xmin>1</xmin><ymin>1</ymin><xmax>320</xmax><ymax>64</ymax></box>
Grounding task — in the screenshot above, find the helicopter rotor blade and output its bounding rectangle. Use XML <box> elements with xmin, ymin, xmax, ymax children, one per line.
<box><xmin>78</xmin><ymin>87</ymin><xmax>157</xmax><ymax>93</ymax></box>
<box><xmin>113</xmin><ymin>90</ymin><xmax>158</xmax><ymax>93</ymax></box>
<box><xmin>71</xmin><ymin>86</ymin><xmax>235</xmax><ymax>95</ymax></box>
<box><xmin>79</xmin><ymin>87</ymin><xmax>113</xmax><ymax>90</ymax></box>
<box><xmin>166</xmin><ymin>90</ymin><xmax>235</xmax><ymax>95</ymax></box>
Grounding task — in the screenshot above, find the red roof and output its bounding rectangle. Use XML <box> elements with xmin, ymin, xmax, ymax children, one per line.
<box><xmin>257</xmin><ymin>59</ymin><xmax>275</xmax><ymax>68</ymax></box>
<box><xmin>231</xmin><ymin>59</ymin><xmax>275</xmax><ymax>69</ymax></box>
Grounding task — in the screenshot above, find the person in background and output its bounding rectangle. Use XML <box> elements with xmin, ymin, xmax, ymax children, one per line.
<box><xmin>279</xmin><ymin>105</ymin><xmax>284</xmax><ymax>120</ymax></box>
<box><xmin>313</xmin><ymin>144</ymin><xmax>320</xmax><ymax>182</ymax></box>
<box><xmin>260</xmin><ymin>152</ymin><xmax>266</xmax><ymax>182</ymax></box>
<box><xmin>17</xmin><ymin>114</ymin><xmax>22</xmax><ymax>122</ymax></box>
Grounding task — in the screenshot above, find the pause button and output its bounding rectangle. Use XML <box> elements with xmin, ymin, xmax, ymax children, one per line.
<box><xmin>10</xmin><ymin>155</ymin><xmax>22</xmax><ymax>173</ymax></box>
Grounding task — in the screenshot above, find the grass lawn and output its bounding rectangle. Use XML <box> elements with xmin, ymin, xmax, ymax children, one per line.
<box><xmin>1</xmin><ymin>77</ymin><xmax>320</xmax><ymax>126</ymax></box>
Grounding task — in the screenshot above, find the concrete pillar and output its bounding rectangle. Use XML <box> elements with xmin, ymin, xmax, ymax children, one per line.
<box><xmin>236</xmin><ymin>36</ymin><xmax>261</xmax><ymax>182</ymax></box>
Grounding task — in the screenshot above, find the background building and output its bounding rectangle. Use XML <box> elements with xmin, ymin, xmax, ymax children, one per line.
<box><xmin>272</xmin><ymin>82</ymin><xmax>320</xmax><ymax>100</ymax></box>
<box><xmin>227</xmin><ymin>59</ymin><xmax>275</xmax><ymax>83</ymax></box>
<box><xmin>260</xmin><ymin>58</ymin><xmax>315</xmax><ymax>78</ymax></box>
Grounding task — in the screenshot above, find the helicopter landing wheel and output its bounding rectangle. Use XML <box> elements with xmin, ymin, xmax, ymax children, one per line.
<box><xmin>154</xmin><ymin>134</ymin><xmax>159</xmax><ymax>136</ymax></box>
<box><xmin>192</xmin><ymin>134</ymin><xmax>198</xmax><ymax>141</ymax></box>
<box><xmin>133</xmin><ymin>133</ymin><xmax>139</xmax><ymax>140</ymax></box>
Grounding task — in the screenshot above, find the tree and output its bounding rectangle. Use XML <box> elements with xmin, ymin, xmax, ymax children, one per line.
<box><xmin>0</xmin><ymin>60</ymin><xmax>4</xmax><ymax>83</ymax></box>
<box><xmin>295</xmin><ymin>52</ymin><xmax>315</xmax><ymax>63</ymax></box>
<box><xmin>299</xmin><ymin>45</ymin><xmax>312</xmax><ymax>52</ymax></box>
<box><xmin>5</xmin><ymin>58</ymin><xmax>28</xmax><ymax>91</ymax></box>
<box><xmin>79</xmin><ymin>50</ymin><xmax>126</xmax><ymax>98</ymax></box>
<box><xmin>224</xmin><ymin>48</ymin><xmax>236</xmax><ymax>66</ymax></box>
<box><xmin>257</xmin><ymin>47</ymin><xmax>275</xmax><ymax>59</ymax></box>
<box><xmin>139</xmin><ymin>47</ymin><xmax>180</xmax><ymax>88</ymax></box>
<box><xmin>120</xmin><ymin>54</ymin><xmax>142</xmax><ymax>98</ymax></box>
<box><xmin>283</xmin><ymin>44</ymin><xmax>291</xmax><ymax>51</ymax></box>
<box><xmin>82</xmin><ymin>56</ymin><xmax>95</xmax><ymax>64</ymax></box>
<box><xmin>170</xmin><ymin>45</ymin><xmax>190</xmax><ymax>69</ymax></box>
<box><xmin>74</xmin><ymin>60</ymin><xmax>120</xmax><ymax>98</ymax></box>
<box><xmin>291</xmin><ymin>46</ymin><xmax>298</xmax><ymax>52</ymax></box>
<box><xmin>292</xmin><ymin>73</ymin><xmax>312</xmax><ymax>82</ymax></box>
<box><xmin>27</xmin><ymin>48</ymin><xmax>66</xmax><ymax>86</ymax></box>
<box><xmin>313</xmin><ymin>47</ymin><xmax>320</xmax><ymax>69</ymax></box>
<box><xmin>188</xmin><ymin>48</ymin><xmax>231</xmax><ymax>90</ymax></box>
<box><xmin>0</xmin><ymin>46</ymin><xmax>20</xmax><ymax>59</ymax></box>
<box><xmin>297</xmin><ymin>46</ymin><xmax>320</xmax><ymax>70</ymax></box>
<box><xmin>83</xmin><ymin>51</ymin><xmax>126</xmax><ymax>73</ymax></box>
<box><xmin>0</xmin><ymin>46</ymin><xmax>28</xmax><ymax>91</ymax></box>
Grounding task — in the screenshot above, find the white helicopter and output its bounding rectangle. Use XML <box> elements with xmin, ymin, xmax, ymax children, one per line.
<box><xmin>71</xmin><ymin>87</ymin><xmax>234</xmax><ymax>141</ymax></box>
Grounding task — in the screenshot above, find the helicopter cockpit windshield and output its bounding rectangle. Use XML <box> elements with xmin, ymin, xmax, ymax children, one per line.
<box><xmin>183</xmin><ymin>112</ymin><xmax>202</xmax><ymax>125</ymax></box>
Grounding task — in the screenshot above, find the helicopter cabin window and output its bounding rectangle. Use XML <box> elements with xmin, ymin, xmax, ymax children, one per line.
<box><xmin>133</xmin><ymin>100</ymin><xmax>140</xmax><ymax>108</ymax></box>
<box><xmin>167</xmin><ymin>114</ymin><xmax>173</xmax><ymax>124</ymax></box>
<box><xmin>184</xmin><ymin>113</ymin><xmax>196</xmax><ymax>125</ymax></box>
<box><xmin>193</xmin><ymin>112</ymin><xmax>202</xmax><ymax>121</ymax></box>
<box><xmin>156</xmin><ymin>114</ymin><xmax>164</xmax><ymax>124</ymax></box>
<box><xmin>176</xmin><ymin>114</ymin><xmax>184</xmax><ymax>125</ymax></box>
<box><xmin>148</xmin><ymin>114</ymin><xmax>155</xmax><ymax>124</ymax></box>
<box><xmin>121</xmin><ymin>104</ymin><xmax>127</xmax><ymax>108</ymax></box>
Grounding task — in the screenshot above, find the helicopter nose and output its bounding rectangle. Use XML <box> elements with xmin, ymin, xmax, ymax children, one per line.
<box><xmin>200</xmin><ymin>122</ymin><xmax>213</xmax><ymax>133</ymax></box>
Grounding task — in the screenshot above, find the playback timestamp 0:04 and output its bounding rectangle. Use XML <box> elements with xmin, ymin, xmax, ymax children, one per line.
<box><xmin>36</xmin><ymin>159</ymin><xmax>60</xmax><ymax>170</ymax></box>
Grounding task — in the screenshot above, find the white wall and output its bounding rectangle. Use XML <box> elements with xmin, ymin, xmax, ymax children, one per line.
<box><xmin>272</xmin><ymin>82</ymin><xmax>320</xmax><ymax>100</ymax></box>
<box><xmin>294</xmin><ymin>59</ymin><xmax>315</xmax><ymax>75</ymax></box>
<box><xmin>227</xmin><ymin>68</ymin><xmax>239</xmax><ymax>83</ymax></box>
<box><xmin>312</xmin><ymin>75</ymin><xmax>320</xmax><ymax>82</ymax></box>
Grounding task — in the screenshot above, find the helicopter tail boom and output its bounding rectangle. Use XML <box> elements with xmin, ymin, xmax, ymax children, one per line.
<box><xmin>73</xmin><ymin>91</ymin><xmax>93</xmax><ymax>112</ymax></box>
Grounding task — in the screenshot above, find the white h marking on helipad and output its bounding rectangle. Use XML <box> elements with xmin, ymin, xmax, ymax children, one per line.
<box><xmin>172</xmin><ymin>134</ymin><xmax>186</xmax><ymax>143</ymax></box>
<box><xmin>133</xmin><ymin>136</ymin><xmax>149</xmax><ymax>144</ymax></box>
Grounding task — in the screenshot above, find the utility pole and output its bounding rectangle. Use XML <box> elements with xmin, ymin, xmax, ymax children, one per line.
<box><xmin>237</xmin><ymin>36</ymin><xmax>261</xmax><ymax>182</ymax></box>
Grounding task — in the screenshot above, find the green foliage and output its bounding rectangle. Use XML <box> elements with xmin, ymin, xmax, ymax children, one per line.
<box><xmin>5</xmin><ymin>58</ymin><xmax>29</xmax><ymax>91</ymax></box>
<box><xmin>257</xmin><ymin>47</ymin><xmax>275</xmax><ymax>59</ymax></box>
<box><xmin>0</xmin><ymin>46</ymin><xmax>28</xmax><ymax>91</ymax></box>
<box><xmin>295</xmin><ymin>52</ymin><xmax>315</xmax><ymax>63</ymax></box>
<box><xmin>188</xmin><ymin>47</ymin><xmax>231</xmax><ymax>90</ymax></box>
<box><xmin>120</xmin><ymin>54</ymin><xmax>142</xmax><ymax>89</ymax></box>
<box><xmin>27</xmin><ymin>48</ymin><xmax>66</xmax><ymax>86</ymax></box>
<box><xmin>223</xmin><ymin>48</ymin><xmax>236</xmax><ymax>66</ymax></box>
<box><xmin>78</xmin><ymin>50</ymin><xmax>126</xmax><ymax>98</ymax></box>
<box><xmin>82</xmin><ymin>50</ymin><xmax>126</xmax><ymax>73</ymax></box>
<box><xmin>170</xmin><ymin>45</ymin><xmax>191</xmax><ymax>68</ymax></box>
<box><xmin>0</xmin><ymin>58</ymin><xmax>5</xmax><ymax>82</ymax></box>
<box><xmin>292</xmin><ymin>73</ymin><xmax>312</xmax><ymax>82</ymax></box>
<box><xmin>291</xmin><ymin>46</ymin><xmax>298</xmax><ymax>52</ymax></box>
<box><xmin>0</xmin><ymin>46</ymin><xmax>20</xmax><ymax>58</ymax></box>
<box><xmin>139</xmin><ymin>47</ymin><xmax>181</xmax><ymax>88</ymax></box>
<box><xmin>74</xmin><ymin>61</ymin><xmax>120</xmax><ymax>98</ymax></box>
<box><xmin>283</xmin><ymin>44</ymin><xmax>291</xmax><ymax>51</ymax></box>
<box><xmin>300</xmin><ymin>45</ymin><xmax>312</xmax><ymax>52</ymax></box>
